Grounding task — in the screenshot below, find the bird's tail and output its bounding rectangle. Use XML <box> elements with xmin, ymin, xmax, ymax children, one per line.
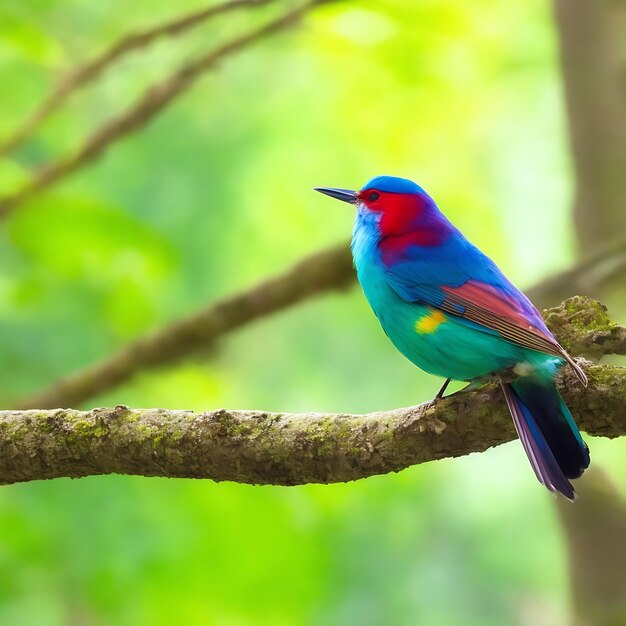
<box><xmin>500</xmin><ymin>375</ymin><xmax>590</xmax><ymax>500</ymax></box>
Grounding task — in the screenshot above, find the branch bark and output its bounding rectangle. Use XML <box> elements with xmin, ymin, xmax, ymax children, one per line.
<box><xmin>0</xmin><ymin>0</ymin><xmax>273</xmax><ymax>157</ymax></box>
<box><xmin>2</xmin><ymin>297</ymin><xmax>624</xmax><ymax>486</ymax></box>
<box><xmin>0</xmin><ymin>0</ymin><xmax>327</xmax><ymax>218</ymax></box>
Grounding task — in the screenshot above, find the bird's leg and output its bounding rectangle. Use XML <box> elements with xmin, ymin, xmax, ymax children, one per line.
<box><xmin>434</xmin><ymin>378</ymin><xmax>452</xmax><ymax>401</ymax></box>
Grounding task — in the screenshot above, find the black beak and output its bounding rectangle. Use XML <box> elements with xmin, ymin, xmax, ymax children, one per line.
<box><xmin>314</xmin><ymin>187</ymin><xmax>358</xmax><ymax>204</ymax></box>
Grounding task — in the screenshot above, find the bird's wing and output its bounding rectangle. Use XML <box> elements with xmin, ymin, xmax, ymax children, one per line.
<box><xmin>382</xmin><ymin>238</ymin><xmax>587</xmax><ymax>385</ymax></box>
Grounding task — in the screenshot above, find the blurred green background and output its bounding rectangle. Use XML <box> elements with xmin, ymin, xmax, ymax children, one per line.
<box><xmin>0</xmin><ymin>1</ymin><xmax>624</xmax><ymax>624</ymax></box>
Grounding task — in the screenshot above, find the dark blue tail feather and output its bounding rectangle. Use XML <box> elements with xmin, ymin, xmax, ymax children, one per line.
<box><xmin>501</xmin><ymin>377</ymin><xmax>590</xmax><ymax>500</ymax></box>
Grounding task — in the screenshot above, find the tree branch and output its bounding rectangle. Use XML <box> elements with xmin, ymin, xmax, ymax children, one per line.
<box><xmin>525</xmin><ymin>235</ymin><xmax>626</xmax><ymax>307</ymax></box>
<box><xmin>14</xmin><ymin>245</ymin><xmax>354</xmax><ymax>409</ymax></box>
<box><xmin>2</xmin><ymin>297</ymin><xmax>624</xmax><ymax>486</ymax></box>
<box><xmin>0</xmin><ymin>0</ymin><xmax>327</xmax><ymax>218</ymax></box>
<box><xmin>0</xmin><ymin>0</ymin><xmax>273</xmax><ymax>157</ymax></box>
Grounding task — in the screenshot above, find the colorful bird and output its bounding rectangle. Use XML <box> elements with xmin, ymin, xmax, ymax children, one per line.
<box><xmin>315</xmin><ymin>175</ymin><xmax>589</xmax><ymax>499</ymax></box>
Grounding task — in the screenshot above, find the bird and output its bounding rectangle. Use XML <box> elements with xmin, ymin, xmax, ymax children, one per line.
<box><xmin>315</xmin><ymin>175</ymin><xmax>589</xmax><ymax>500</ymax></box>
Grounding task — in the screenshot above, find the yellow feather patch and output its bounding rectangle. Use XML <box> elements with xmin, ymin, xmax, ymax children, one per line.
<box><xmin>415</xmin><ymin>309</ymin><xmax>446</xmax><ymax>334</ymax></box>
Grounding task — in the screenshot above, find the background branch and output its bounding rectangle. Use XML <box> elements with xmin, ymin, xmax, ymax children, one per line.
<box><xmin>14</xmin><ymin>231</ymin><xmax>626</xmax><ymax>410</ymax></box>
<box><xmin>0</xmin><ymin>0</ymin><xmax>326</xmax><ymax>219</ymax></box>
<box><xmin>0</xmin><ymin>0</ymin><xmax>273</xmax><ymax>157</ymax></box>
<box><xmin>525</xmin><ymin>234</ymin><xmax>626</xmax><ymax>307</ymax></box>
<box><xmin>14</xmin><ymin>245</ymin><xmax>354</xmax><ymax>409</ymax></box>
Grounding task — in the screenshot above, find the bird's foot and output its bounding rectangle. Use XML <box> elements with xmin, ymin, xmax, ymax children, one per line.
<box><xmin>431</xmin><ymin>378</ymin><xmax>481</xmax><ymax>404</ymax></box>
<box><xmin>432</xmin><ymin>378</ymin><xmax>452</xmax><ymax>403</ymax></box>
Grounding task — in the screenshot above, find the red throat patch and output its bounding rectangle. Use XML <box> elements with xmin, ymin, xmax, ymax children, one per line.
<box><xmin>367</xmin><ymin>192</ymin><xmax>448</xmax><ymax>263</ymax></box>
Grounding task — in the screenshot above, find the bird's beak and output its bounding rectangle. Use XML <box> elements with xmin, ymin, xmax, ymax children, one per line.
<box><xmin>314</xmin><ymin>187</ymin><xmax>358</xmax><ymax>204</ymax></box>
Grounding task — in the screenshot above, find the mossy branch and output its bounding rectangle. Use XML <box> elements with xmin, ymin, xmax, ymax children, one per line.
<box><xmin>2</xmin><ymin>297</ymin><xmax>624</xmax><ymax>486</ymax></box>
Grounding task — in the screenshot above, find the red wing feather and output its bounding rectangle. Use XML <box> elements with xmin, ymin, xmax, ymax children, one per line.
<box><xmin>440</xmin><ymin>281</ymin><xmax>587</xmax><ymax>386</ymax></box>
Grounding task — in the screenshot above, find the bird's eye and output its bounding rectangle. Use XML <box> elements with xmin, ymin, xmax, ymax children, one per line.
<box><xmin>368</xmin><ymin>192</ymin><xmax>380</xmax><ymax>201</ymax></box>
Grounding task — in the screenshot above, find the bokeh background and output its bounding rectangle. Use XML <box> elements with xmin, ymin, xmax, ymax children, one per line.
<box><xmin>0</xmin><ymin>1</ymin><xmax>625</xmax><ymax>624</ymax></box>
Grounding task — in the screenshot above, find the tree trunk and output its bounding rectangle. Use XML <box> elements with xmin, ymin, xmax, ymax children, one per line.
<box><xmin>554</xmin><ymin>0</ymin><xmax>626</xmax><ymax>254</ymax></box>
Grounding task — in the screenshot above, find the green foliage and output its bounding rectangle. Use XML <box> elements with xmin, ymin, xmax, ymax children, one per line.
<box><xmin>0</xmin><ymin>1</ymin><xmax>623</xmax><ymax>624</ymax></box>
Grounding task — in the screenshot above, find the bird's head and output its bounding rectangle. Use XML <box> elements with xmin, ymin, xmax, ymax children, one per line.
<box><xmin>315</xmin><ymin>175</ymin><xmax>441</xmax><ymax>240</ymax></box>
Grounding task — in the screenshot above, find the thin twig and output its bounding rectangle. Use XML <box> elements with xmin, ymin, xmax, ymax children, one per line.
<box><xmin>0</xmin><ymin>0</ymin><xmax>273</xmax><ymax>157</ymax></box>
<box><xmin>0</xmin><ymin>0</ymin><xmax>327</xmax><ymax>218</ymax></box>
